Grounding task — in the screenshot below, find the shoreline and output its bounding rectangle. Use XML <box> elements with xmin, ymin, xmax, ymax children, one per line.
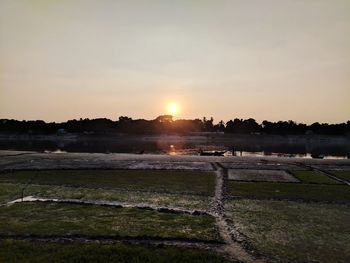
<box><xmin>1</xmin><ymin>150</ymin><xmax>350</xmax><ymax>171</ymax></box>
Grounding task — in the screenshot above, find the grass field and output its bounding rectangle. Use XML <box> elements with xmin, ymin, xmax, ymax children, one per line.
<box><xmin>0</xmin><ymin>183</ymin><xmax>22</xmax><ymax>203</ymax></box>
<box><xmin>227</xmin><ymin>181</ymin><xmax>350</xmax><ymax>202</ymax></box>
<box><xmin>225</xmin><ymin>199</ymin><xmax>350</xmax><ymax>263</ymax></box>
<box><xmin>0</xmin><ymin>182</ymin><xmax>211</xmax><ymax>210</ymax></box>
<box><xmin>2</xmin><ymin>165</ymin><xmax>350</xmax><ymax>262</ymax></box>
<box><xmin>0</xmin><ymin>240</ymin><xmax>230</xmax><ymax>263</ymax></box>
<box><xmin>332</xmin><ymin>171</ymin><xmax>350</xmax><ymax>182</ymax></box>
<box><xmin>0</xmin><ymin>170</ymin><xmax>215</xmax><ymax>195</ymax></box>
<box><xmin>292</xmin><ymin>171</ymin><xmax>341</xmax><ymax>184</ymax></box>
<box><xmin>0</xmin><ymin>202</ymin><xmax>219</xmax><ymax>241</ymax></box>
<box><xmin>0</xmin><ymin>169</ymin><xmax>222</xmax><ymax>262</ymax></box>
<box><xmin>228</xmin><ymin>169</ymin><xmax>299</xmax><ymax>182</ymax></box>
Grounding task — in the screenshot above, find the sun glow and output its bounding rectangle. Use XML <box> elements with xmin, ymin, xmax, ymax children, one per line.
<box><xmin>168</xmin><ymin>103</ymin><xmax>178</xmax><ymax>115</ymax></box>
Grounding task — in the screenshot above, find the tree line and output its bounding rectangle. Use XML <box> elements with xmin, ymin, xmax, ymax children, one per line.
<box><xmin>0</xmin><ymin>116</ymin><xmax>349</xmax><ymax>135</ymax></box>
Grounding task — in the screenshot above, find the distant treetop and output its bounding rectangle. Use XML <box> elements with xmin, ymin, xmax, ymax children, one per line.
<box><xmin>0</xmin><ymin>116</ymin><xmax>349</xmax><ymax>136</ymax></box>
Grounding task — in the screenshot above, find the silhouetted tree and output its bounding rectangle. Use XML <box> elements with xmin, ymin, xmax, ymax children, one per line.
<box><xmin>225</xmin><ymin>118</ymin><xmax>261</xmax><ymax>134</ymax></box>
<box><xmin>0</xmin><ymin>117</ymin><xmax>349</xmax><ymax>136</ymax></box>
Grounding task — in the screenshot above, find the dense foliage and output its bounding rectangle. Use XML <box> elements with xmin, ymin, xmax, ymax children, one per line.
<box><xmin>0</xmin><ymin>116</ymin><xmax>349</xmax><ymax>135</ymax></box>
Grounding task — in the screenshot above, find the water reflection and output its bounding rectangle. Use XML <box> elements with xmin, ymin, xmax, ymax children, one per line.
<box><xmin>0</xmin><ymin>135</ymin><xmax>349</xmax><ymax>159</ymax></box>
<box><xmin>169</xmin><ymin>144</ymin><xmax>177</xmax><ymax>156</ymax></box>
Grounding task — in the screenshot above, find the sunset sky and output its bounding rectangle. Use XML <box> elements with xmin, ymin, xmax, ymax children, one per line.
<box><xmin>1</xmin><ymin>0</ymin><xmax>349</xmax><ymax>123</ymax></box>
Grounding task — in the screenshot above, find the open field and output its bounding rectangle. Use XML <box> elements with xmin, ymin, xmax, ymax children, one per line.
<box><xmin>225</xmin><ymin>199</ymin><xmax>350</xmax><ymax>263</ymax></box>
<box><xmin>227</xmin><ymin>169</ymin><xmax>299</xmax><ymax>182</ymax></box>
<box><xmin>227</xmin><ymin>181</ymin><xmax>350</xmax><ymax>202</ymax></box>
<box><xmin>0</xmin><ymin>183</ymin><xmax>23</xmax><ymax>204</ymax></box>
<box><xmin>0</xmin><ymin>170</ymin><xmax>215</xmax><ymax>195</ymax></box>
<box><xmin>1</xmin><ymin>151</ymin><xmax>350</xmax><ymax>171</ymax></box>
<box><xmin>0</xmin><ymin>202</ymin><xmax>219</xmax><ymax>242</ymax></box>
<box><xmin>221</xmin><ymin>162</ymin><xmax>303</xmax><ymax>171</ymax></box>
<box><xmin>0</xmin><ymin>151</ymin><xmax>349</xmax><ymax>262</ymax></box>
<box><xmin>0</xmin><ymin>240</ymin><xmax>230</xmax><ymax>263</ymax></box>
<box><xmin>332</xmin><ymin>171</ymin><xmax>350</xmax><ymax>182</ymax></box>
<box><xmin>0</xmin><ymin>183</ymin><xmax>211</xmax><ymax>210</ymax></box>
<box><xmin>291</xmin><ymin>170</ymin><xmax>341</xmax><ymax>184</ymax></box>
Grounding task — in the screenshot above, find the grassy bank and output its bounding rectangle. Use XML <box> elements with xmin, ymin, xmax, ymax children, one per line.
<box><xmin>0</xmin><ymin>170</ymin><xmax>215</xmax><ymax>195</ymax></box>
<box><xmin>292</xmin><ymin>171</ymin><xmax>341</xmax><ymax>184</ymax></box>
<box><xmin>0</xmin><ymin>240</ymin><xmax>230</xmax><ymax>263</ymax></box>
<box><xmin>0</xmin><ymin>202</ymin><xmax>219</xmax><ymax>241</ymax></box>
<box><xmin>225</xmin><ymin>199</ymin><xmax>350</xmax><ymax>263</ymax></box>
<box><xmin>0</xmin><ymin>182</ymin><xmax>211</xmax><ymax>210</ymax></box>
<box><xmin>228</xmin><ymin>181</ymin><xmax>350</xmax><ymax>202</ymax></box>
<box><xmin>332</xmin><ymin>171</ymin><xmax>350</xmax><ymax>182</ymax></box>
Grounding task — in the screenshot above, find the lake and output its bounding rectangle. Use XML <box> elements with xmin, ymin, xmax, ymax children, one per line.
<box><xmin>0</xmin><ymin>134</ymin><xmax>349</xmax><ymax>159</ymax></box>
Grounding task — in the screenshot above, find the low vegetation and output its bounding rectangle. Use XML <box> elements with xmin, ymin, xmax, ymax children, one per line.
<box><xmin>225</xmin><ymin>199</ymin><xmax>350</xmax><ymax>263</ymax></box>
<box><xmin>0</xmin><ymin>183</ymin><xmax>22</xmax><ymax>204</ymax></box>
<box><xmin>227</xmin><ymin>169</ymin><xmax>298</xmax><ymax>182</ymax></box>
<box><xmin>0</xmin><ymin>170</ymin><xmax>216</xmax><ymax>195</ymax></box>
<box><xmin>292</xmin><ymin>171</ymin><xmax>341</xmax><ymax>184</ymax></box>
<box><xmin>0</xmin><ymin>182</ymin><xmax>210</xmax><ymax>210</ymax></box>
<box><xmin>332</xmin><ymin>171</ymin><xmax>350</xmax><ymax>182</ymax></box>
<box><xmin>2</xmin><ymin>166</ymin><xmax>349</xmax><ymax>262</ymax></box>
<box><xmin>0</xmin><ymin>240</ymin><xmax>230</xmax><ymax>263</ymax></box>
<box><xmin>227</xmin><ymin>181</ymin><xmax>350</xmax><ymax>202</ymax></box>
<box><xmin>0</xmin><ymin>202</ymin><xmax>219</xmax><ymax>242</ymax></box>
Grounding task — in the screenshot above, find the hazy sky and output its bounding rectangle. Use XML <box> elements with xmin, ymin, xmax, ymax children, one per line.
<box><xmin>1</xmin><ymin>0</ymin><xmax>349</xmax><ymax>123</ymax></box>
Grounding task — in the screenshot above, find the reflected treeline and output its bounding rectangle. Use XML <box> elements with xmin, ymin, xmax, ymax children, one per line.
<box><xmin>0</xmin><ymin>134</ymin><xmax>349</xmax><ymax>158</ymax></box>
<box><xmin>0</xmin><ymin>116</ymin><xmax>350</xmax><ymax>135</ymax></box>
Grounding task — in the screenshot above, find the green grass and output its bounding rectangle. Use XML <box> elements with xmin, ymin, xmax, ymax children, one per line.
<box><xmin>0</xmin><ymin>203</ymin><xmax>219</xmax><ymax>241</ymax></box>
<box><xmin>225</xmin><ymin>200</ymin><xmax>350</xmax><ymax>263</ymax></box>
<box><xmin>25</xmin><ymin>184</ymin><xmax>210</xmax><ymax>210</ymax></box>
<box><xmin>228</xmin><ymin>181</ymin><xmax>350</xmax><ymax>202</ymax></box>
<box><xmin>0</xmin><ymin>182</ymin><xmax>211</xmax><ymax>210</ymax></box>
<box><xmin>332</xmin><ymin>171</ymin><xmax>350</xmax><ymax>182</ymax></box>
<box><xmin>0</xmin><ymin>240</ymin><xmax>230</xmax><ymax>263</ymax></box>
<box><xmin>0</xmin><ymin>170</ymin><xmax>215</xmax><ymax>195</ymax></box>
<box><xmin>0</xmin><ymin>183</ymin><xmax>22</xmax><ymax>204</ymax></box>
<box><xmin>292</xmin><ymin>171</ymin><xmax>341</xmax><ymax>184</ymax></box>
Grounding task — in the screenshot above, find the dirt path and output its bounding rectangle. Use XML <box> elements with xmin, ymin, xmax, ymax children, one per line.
<box><xmin>211</xmin><ymin>162</ymin><xmax>264</xmax><ymax>263</ymax></box>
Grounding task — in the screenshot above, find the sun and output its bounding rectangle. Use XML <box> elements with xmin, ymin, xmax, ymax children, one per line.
<box><xmin>168</xmin><ymin>103</ymin><xmax>178</xmax><ymax>115</ymax></box>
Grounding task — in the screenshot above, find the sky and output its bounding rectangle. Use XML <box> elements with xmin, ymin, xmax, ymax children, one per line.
<box><xmin>0</xmin><ymin>0</ymin><xmax>349</xmax><ymax>124</ymax></box>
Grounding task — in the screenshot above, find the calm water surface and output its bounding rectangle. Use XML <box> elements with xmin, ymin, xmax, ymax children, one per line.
<box><xmin>0</xmin><ymin>134</ymin><xmax>349</xmax><ymax>159</ymax></box>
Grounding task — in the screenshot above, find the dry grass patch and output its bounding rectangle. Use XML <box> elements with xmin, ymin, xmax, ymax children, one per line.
<box><xmin>225</xmin><ymin>199</ymin><xmax>350</xmax><ymax>263</ymax></box>
<box><xmin>228</xmin><ymin>169</ymin><xmax>299</xmax><ymax>182</ymax></box>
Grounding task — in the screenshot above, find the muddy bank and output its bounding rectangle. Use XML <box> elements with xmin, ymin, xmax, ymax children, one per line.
<box><xmin>1</xmin><ymin>150</ymin><xmax>350</xmax><ymax>172</ymax></box>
